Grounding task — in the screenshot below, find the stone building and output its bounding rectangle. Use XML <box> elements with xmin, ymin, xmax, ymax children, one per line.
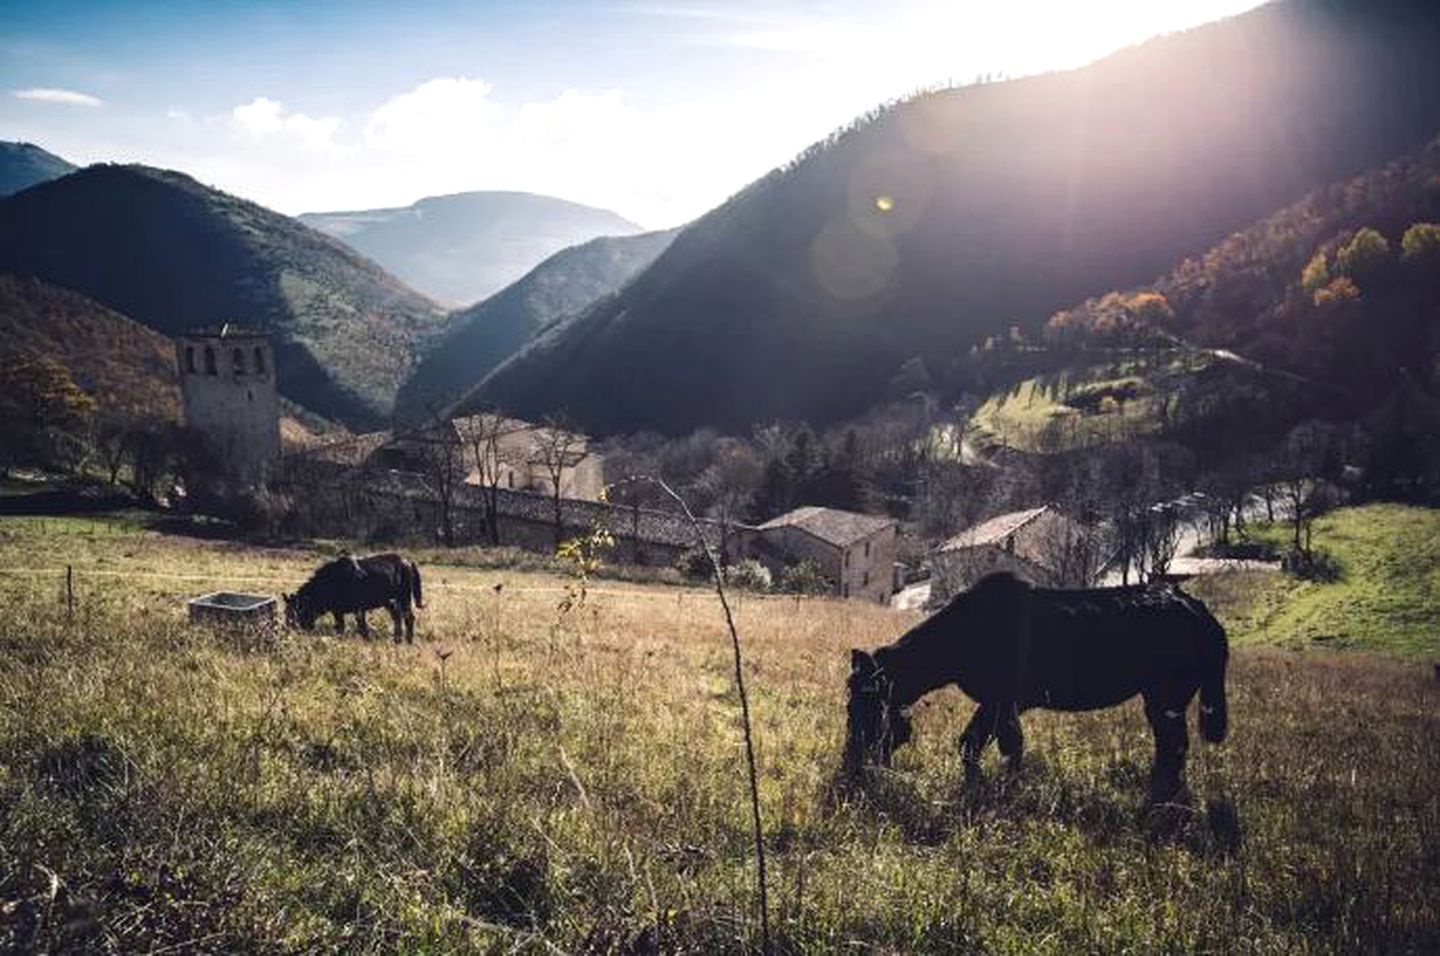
<box><xmin>451</xmin><ymin>414</ymin><xmax>606</xmax><ymax>501</ymax></box>
<box><xmin>930</xmin><ymin>505</ymin><xmax>1100</xmax><ymax>605</ymax></box>
<box><xmin>301</xmin><ymin>416</ymin><xmax>606</xmax><ymax>502</ymax></box>
<box><xmin>175</xmin><ymin>324</ymin><xmax>280</xmax><ymax>487</ymax></box>
<box><xmin>755</xmin><ymin>506</ymin><xmax>898</xmax><ymax>603</ymax></box>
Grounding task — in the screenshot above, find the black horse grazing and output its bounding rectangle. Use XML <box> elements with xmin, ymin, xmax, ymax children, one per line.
<box><xmin>846</xmin><ymin>572</ymin><xmax>1228</xmax><ymax>801</ymax></box>
<box><xmin>284</xmin><ymin>553</ymin><xmax>424</xmax><ymax>643</ymax></box>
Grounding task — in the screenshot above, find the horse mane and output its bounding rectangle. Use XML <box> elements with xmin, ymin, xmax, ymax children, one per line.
<box><xmin>295</xmin><ymin>554</ymin><xmax>361</xmax><ymax>601</ymax></box>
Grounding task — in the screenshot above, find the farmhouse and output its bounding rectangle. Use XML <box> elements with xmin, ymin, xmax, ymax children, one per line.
<box><xmin>930</xmin><ymin>505</ymin><xmax>1099</xmax><ymax>604</ymax></box>
<box><xmin>755</xmin><ymin>506</ymin><xmax>898</xmax><ymax>603</ymax></box>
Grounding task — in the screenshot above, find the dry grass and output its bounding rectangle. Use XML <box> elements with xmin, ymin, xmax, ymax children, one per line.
<box><xmin>1</xmin><ymin>516</ymin><xmax>1438</xmax><ymax>952</ymax></box>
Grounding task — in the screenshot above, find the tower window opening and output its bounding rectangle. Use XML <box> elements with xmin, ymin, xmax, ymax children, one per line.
<box><xmin>204</xmin><ymin>347</ymin><xmax>217</xmax><ymax>375</ymax></box>
<box><xmin>233</xmin><ymin>348</ymin><xmax>245</xmax><ymax>374</ymax></box>
<box><xmin>185</xmin><ymin>346</ymin><xmax>196</xmax><ymax>373</ymax></box>
<box><xmin>254</xmin><ymin>347</ymin><xmax>265</xmax><ymax>374</ymax></box>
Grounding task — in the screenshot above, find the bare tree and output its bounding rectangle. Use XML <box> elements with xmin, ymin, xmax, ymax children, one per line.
<box><xmin>533</xmin><ymin>416</ymin><xmax>590</xmax><ymax>549</ymax></box>
<box><xmin>1140</xmin><ymin>502</ymin><xmax>1184</xmax><ymax>581</ymax></box>
<box><xmin>1277</xmin><ymin>421</ymin><xmax>1340</xmax><ymax>559</ymax></box>
<box><xmin>700</xmin><ymin>438</ymin><xmax>763</xmax><ymax>565</ymax></box>
<box><xmin>455</xmin><ymin>411</ymin><xmax>522</xmax><ymax>545</ymax></box>
<box><xmin>412</xmin><ymin>420</ymin><xmax>464</xmax><ymax>545</ymax></box>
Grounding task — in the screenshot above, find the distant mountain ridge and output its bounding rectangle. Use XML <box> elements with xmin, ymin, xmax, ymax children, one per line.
<box><xmin>0</xmin><ymin>141</ymin><xmax>75</xmax><ymax>197</ymax></box>
<box><xmin>398</xmin><ymin>228</ymin><xmax>678</xmax><ymax>419</ymax></box>
<box><xmin>300</xmin><ymin>191</ymin><xmax>643</xmax><ymax>306</ymax></box>
<box><xmin>468</xmin><ymin>0</ymin><xmax>1440</xmax><ymax>436</ymax></box>
<box><xmin>0</xmin><ymin>164</ymin><xmax>446</xmax><ymax>428</ymax></box>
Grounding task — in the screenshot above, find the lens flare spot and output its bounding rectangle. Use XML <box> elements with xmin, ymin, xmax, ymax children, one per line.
<box><xmin>875</xmin><ymin>194</ymin><xmax>895</xmax><ymax>213</ymax></box>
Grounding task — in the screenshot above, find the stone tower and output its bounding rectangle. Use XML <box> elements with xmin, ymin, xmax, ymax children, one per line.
<box><xmin>175</xmin><ymin>324</ymin><xmax>281</xmax><ymax>486</ymax></box>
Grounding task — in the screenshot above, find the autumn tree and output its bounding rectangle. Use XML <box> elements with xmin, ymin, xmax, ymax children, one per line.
<box><xmin>1333</xmin><ymin>226</ymin><xmax>1390</xmax><ymax>282</ymax></box>
<box><xmin>0</xmin><ymin>356</ymin><xmax>96</xmax><ymax>474</ymax></box>
<box><xmin>1400</xmin><ymin>222</ymin><xmax>1440</xmax><ymax>263</ymax></box>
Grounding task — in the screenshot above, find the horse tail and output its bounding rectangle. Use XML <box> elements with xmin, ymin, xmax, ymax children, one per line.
<box><xmin>409</xmin><ymin>560</ymin><xmax>424</xmax><ymax>609</ymax></box>
<box><xmin>1177</xmin><ymin>586</ymin><xmax>1228</xmax><ymax>743</ymax></box>
<box><xmin>1200</xmin><ymin>655</ymin><xmax>1228</xmax><ymax>743</ymax></box>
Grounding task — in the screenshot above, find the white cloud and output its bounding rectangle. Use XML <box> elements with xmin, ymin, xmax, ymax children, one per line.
<box><xmin>364</xmin><ymin>77</ymin><xmax>500</xmax><ymax>154</ymax></box>
<box><xmin>190</xmin><ymin>75</ymin><xmax>853</xmax><ymax>226</ymax></box>
<box><xmin>230</xmin><ymin>96</ymin><xmax>342</xmax><ymax>153</ymax></box>
<box><xmin>12</xmin><ymin>88</ymin><xmax>103</xmax><ymax>108</ymax></box>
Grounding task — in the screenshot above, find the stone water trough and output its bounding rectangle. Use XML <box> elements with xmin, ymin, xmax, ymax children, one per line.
<box><xmin>187</xmin><ymin>591</ymin><xmax>277</xmax><ymax>634</ymax></box>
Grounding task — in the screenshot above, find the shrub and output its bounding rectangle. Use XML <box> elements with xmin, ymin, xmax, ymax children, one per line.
<box><xmin>776</xmin><ymin>559</ymin><xmax>833</xmax><ymax>595</ymax></box>
<box><xmin>725</xmin><ymin>559</ymin><xmax>772</xmax><ymax>592</ymax></box>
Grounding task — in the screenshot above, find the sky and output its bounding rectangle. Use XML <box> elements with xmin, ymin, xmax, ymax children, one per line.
<box><xmin>1</xmin><ymin>1</ymin><xmax>1265</xmax><ymax>228</ymax></box>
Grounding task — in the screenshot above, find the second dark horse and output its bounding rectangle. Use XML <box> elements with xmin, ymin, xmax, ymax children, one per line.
<box><xmin>846</xmin><ymin>572</ymin><xmax>1229</xmax><ymax>801</ymax></box>
<box><xmin>284</xmin><ymin>553</ymin><xmax>424</xmax><ymax>643</ymax></box>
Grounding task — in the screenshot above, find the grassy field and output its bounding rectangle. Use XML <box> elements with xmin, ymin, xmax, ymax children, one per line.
<box><xmin>1190</xmin><ymin>503</ymin><xmax>1440</xmax><ymax>656</ymax></box>
<box><xmin>968</xmin><ymin>354</ymin><xmax>1196</xmax><ymax>453</ymax></box>
<box><xmin>2</xmin><ymin>516</ymin><xmax>1438</xmax><ymax>952</ymax></box>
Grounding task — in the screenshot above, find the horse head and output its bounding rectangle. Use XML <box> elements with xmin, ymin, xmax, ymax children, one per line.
<box><xmin>283</xmin><ymin>591</ymin><xmax>317</xmax><ymax>631</ymax></box>
<box><xmin>844</xmin><ymin>649</ymin><xmax>912</xmax><ymax>773</ymax></box>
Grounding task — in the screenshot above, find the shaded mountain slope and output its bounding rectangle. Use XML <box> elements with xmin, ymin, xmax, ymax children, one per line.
<box><xmin>300</xmin><ymin>191</ymin><xmax>643</xmax><ymax>306</ymax></box>
<box><xmin>0</xmin><ymin>142</ymin><xmax>75</xmax><ymax>198</ymax></box>
<box><xmin>399</xmin><ymin>228</ymin><xmax>678</xmax><ymax>419</ymax></box>
<box><xmin>471</xmin><ymin>0</ymin><xmax>1440</xmax><ymax>436</ymax></box>
<box><xmin>0</xmin><ymin>164</ymin><xmax>446</xmax><ymax>428</ymax></box>
<box><xmin>0</xmin><ymin>273</ymin><xmax>179</xmax><ymax>419</ymax></box>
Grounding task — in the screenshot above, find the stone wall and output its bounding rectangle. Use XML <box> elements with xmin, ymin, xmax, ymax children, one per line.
<box><xmin>176</xmin><ymin>330</ymin><xmax>280</xmax><ymax>487</ymax></box>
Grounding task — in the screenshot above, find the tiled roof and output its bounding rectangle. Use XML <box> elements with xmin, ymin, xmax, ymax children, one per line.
<box><xmin>757</xmin><ymin>506</ymin><xmax>894</xmax><ymax>548</ymax></box>
<box><xmin>938</xmin><ymin>506</ymin><xmax>1049</xmax><ymax>552</ymax></box>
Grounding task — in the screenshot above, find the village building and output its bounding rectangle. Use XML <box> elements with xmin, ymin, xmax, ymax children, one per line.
<box><xmin>302</xmin><ymin>417</ymin><xmax>605</xmax><ymax>503</ymax></box>
<box><xmin>450</xmin><ymin>414</ymin><xmax>605</xmax><ymax>501</ymax></box>
<box><xmin>930</xmin><ymin>505</ymin><xmax>1099</xmax><ymax>605</ymax></box>
<box><xmin>174</xmin><ymin>324</ymin><xmax>280</xmax><ymax>487</ymax></box>
<box><xmin>755</xmin><ymin>506</ymin><xmax>898</xmax><ymax>603</ymax></box>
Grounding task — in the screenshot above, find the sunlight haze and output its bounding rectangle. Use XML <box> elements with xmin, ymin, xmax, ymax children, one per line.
<box><xmin>3</xmin><ymin>1</ymin><xmax>1265</xmax><ymax>226</ymax></box>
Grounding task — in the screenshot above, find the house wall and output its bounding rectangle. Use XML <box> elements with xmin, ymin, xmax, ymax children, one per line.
<box><xmin>837</xmin><ymin>525</ymin><xmax>899</xmax><ymax>604</ymax></box>
<box><xmin>464</xmin><ymin>433</ymin><xmax>605</xmax><ymax>502</ymax></box>
<box><xmin>930</xmin><ymin>545</ymin><xmax>1058</xmax><ymax>606</ymax></box>
<box><xmin>755</xmin><ymin>526</ymin><xmax>842</xmax><ymax>586</ymax></box>
<box><xmin>754</xmin><ymin>523</ymin><xmax>898</xmax><ymax>603</ymax></box>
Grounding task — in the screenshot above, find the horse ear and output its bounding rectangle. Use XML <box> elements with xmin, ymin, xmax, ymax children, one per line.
<box><xmin>850</xmin><ymin>649</ymin><xmax>875</xmax><ymax>675</ymax></box>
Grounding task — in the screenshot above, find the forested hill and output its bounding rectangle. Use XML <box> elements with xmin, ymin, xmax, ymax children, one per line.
<box><xmin>1048</xmin><ymin>134</ymin><xmax>1440</xmax><ymax>410</ymax></box>
<box><xmin>400</xmin><ymin>228</ymin><xmax>678</xmax><ymax>420</ymax></box>
<box><xmin>0</xmin><ymin>142</ymin><xmax>75</xmax><ymax>197</ymax></box>
<box><xmin>469</xmin><ymin>0</ymin><xmax>1440</xmax><ymax>436</ymax></box>
<box><xmin>0</xmin><ymin>164</ymin><xmax>447</xmax><ymax>429</ymax></box>
<box><xmin>300</xmin><ymin>192</ymin><xmax>643</xmax><ymax>307</ymax></box>
<box><xmin>0</xmin><ymin>273</ymin><xmax>180</xmax><ymax>420</ymax></box>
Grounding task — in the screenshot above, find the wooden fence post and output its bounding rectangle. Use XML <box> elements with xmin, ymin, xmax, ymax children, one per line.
<box><xmin>66</xmin><ymin>564</ymin><xmax>74</xmax><ymax>616</ymax></box>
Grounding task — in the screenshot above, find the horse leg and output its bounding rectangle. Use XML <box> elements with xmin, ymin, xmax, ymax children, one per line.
<box><xmin>1144</xmin><ymin>692</ymin><xmax>1192</xmax><ymax>803</ymax></box>
<box><xmin>334</xmin><ymin>611</ymin><xmax>345</xmax><ymax>634</ymax></box>
<box><xmin>959</xmin><ymin>704</ymin><xmax>997</xmax><ymax>785</ymax></box>
<box><xmin>388</xmin><ymin>602</ymin><xmax>403</xmax><ymax>643</ymax></box>
<box><xmin>996</xmin><ymin>703</ymin><xmax>1025</xmax><ymax>775</ymax></box>
<box><xmin>357</xmin><ymin>611</ymin><xmax>370</xmax><ymax>639</ymax></box>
